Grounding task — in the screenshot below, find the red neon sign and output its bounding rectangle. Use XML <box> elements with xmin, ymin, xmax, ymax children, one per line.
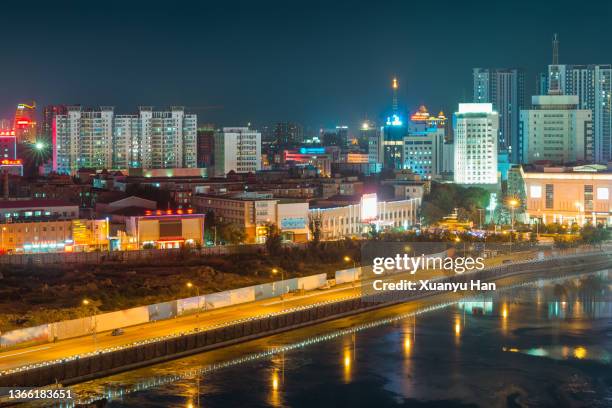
<box><xmin>0</xmin><ymin>159</ymin><xmax>22</xmax><ymax>165</ymax></box>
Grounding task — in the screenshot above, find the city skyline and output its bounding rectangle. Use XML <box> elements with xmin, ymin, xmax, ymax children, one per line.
<box><xmin>0</xmin><ymin>0</ymin><xmax>610</xmax><ymax>130</ymax></box>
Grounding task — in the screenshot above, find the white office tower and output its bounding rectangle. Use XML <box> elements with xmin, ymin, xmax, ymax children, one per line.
<box><xmin>138</xmin><ymin>107</ymin><xmax>197</xmax><ymax>169</ymax></box>
<box><xmin>453</xmin><ymin>103</ymin><xmax>499</xmax><ymax>185</ymax></box>
<box><xmin>520</xmin><ymin>95</ymin><xmax>593</xmax><ymax>164</ymax></box>
<box><xmin>214</xmin><ymin>127</ymin><xmax>262</xmax><ymax>176</ymax></box>
<box><xmin>54</xmin><ymin>106</ymin><xmax>114</xmax><ymax>174</ymax></box>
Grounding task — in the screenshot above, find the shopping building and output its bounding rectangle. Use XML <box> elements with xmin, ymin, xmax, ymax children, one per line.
<box><xmin>123</xmin><ymin>210</ymin><xmax>205</xmax><ymax>249</ymax></box>
<box><xmin>522</xmin><ymin>164</ymin><xmax>611</xmax><ymax>225</ymax></box>
<box><xmin>0</xmin><ymin>219</ymin><xmax>108</xmax><ymax>253</ymax></box>
<box><xmin>309</xmin><ymin>194</ymin><xmax>421</xmax><ymax>240</ymax></box>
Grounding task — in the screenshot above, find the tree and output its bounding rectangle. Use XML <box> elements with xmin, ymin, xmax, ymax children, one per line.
<box><xmin>264</xmin><ymin>223</ymin><xmax>283</xmax><ymax>256</ymax></box>
<box><xmin>308</xmin><ymin>212</ymin><xmax>323</xmax><ymax>246</ymax></box>
<box><xmin>218</xmin><ymin>221</ymin><xmax>246</xmax><ymax>245</ymax></box>
<box><xmin>580</xmin><ymin>223</ymin><xmax>610</xmax><ymax>247</ymax></box>
<box><xmin>420</xmin><ymin>182</ymin><xmax>490</xmax><ymax>226</ymax></box>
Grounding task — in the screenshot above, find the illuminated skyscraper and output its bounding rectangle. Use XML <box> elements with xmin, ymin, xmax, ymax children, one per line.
<box><xmin>453</xmin><ymin>103</ymin><xmax>499</xmax><ymax>185</ymax></box>
<box><xmin>273</xmin><ymin>122</ymin><xmax>303</xmax><ymax>148</ymax></box>
<box><xmin>403</xmin><ymin>106</ymin><xmax>447</xmax><ymax>179</ymax></box>
<box><xmin>542</xmin><ymin>35</ymin><xmax>610</xmax><ymax>163</ymax></box>
<box><xmin>392</xmin><ymin>77</ymin><xmax>399</xmax><ymax>113</ymax></box>
<box><xmin>473</xmin><ymin>68</ymin><xmax>525</xmax><ymax>162</ymax></box>
<box><xmin>14</xmin><ymin>102</ymin><xmax>37</xmax><ymax>144</ymax></box>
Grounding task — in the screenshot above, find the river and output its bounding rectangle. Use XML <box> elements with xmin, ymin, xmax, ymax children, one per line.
<box><xmin>65</xmin><ymin>270</ymin><xmax>611</xmax><ymax>408</ymax></box>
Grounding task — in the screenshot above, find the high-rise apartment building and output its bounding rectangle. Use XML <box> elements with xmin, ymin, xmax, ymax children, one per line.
<box><xmin>453</xmin><ymin>103</ymin><xmax>499</xmax><ymax>185</ymax></box>
<box><xmin>54</xmin><ymin>106</ymin><xmax>114</xmax><ymax>173</ymax></box>
<box><xmin>519</xmin><ymin>95</ymin><xmax>593</xmax><ymax>164</ymax></box>
<box><xmin>551</xmin><ymin>65</ymin><xmax>612</xmax><ymax>163</ymax></box>
<box><xmin>213</xmin><ymin>127</ymin><xmax>261</xmax><ymax>176</ymax></box>
<box><xmin>53</xmin><ymin>106</ymin><xmax>197</xmax><ymax>174</ymax></box>
<box><xmin>543</xmin><ymin>35</ymin><xmax>612</xmax><ymax>163</ymax></box>
<box><xmin>473</xmin><ymin>68</ymin><xmax>525</xmax><ymax>162</ymax></box>
<box><xmin>138</xmin><ymin>107</ymin><xmax>197</xmax><ymax>169</ymax></box>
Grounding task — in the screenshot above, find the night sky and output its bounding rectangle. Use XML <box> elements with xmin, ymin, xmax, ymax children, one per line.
<box><xmin>0</xmin><ymin>0</ymin><xmax>610</xmax><ymax>132</ymax></box>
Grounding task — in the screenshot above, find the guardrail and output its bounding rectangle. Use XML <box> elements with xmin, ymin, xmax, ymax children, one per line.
<box><xmin>0</xmin><ymin>251</ymin><xmax>609</xmax><ymax>388</ymax></box>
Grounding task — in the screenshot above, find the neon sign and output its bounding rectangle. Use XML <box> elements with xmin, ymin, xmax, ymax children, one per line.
<box><xmin>385</xmin><ymin>114</ymin><xmax>403</xmax><ymax>126</ymax></box>
<box><xmin>0</xmin><ymin>159</ymin><xmax>22</xmax><ymax>165</ymax></box>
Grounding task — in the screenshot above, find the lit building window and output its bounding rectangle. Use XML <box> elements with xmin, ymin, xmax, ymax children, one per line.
<box><xmin>530</xmin><ymin>185</ymin><xmax>542</xmax><ymax>198</ymax></box>
<box><xmin>596</xmin><ymin>187</ymin><xmax>609</xmax><ymax>200</ymax></box>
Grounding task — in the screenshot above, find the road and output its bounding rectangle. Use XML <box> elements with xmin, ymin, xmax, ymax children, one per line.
<box><xmin>0</xmin><ymin>249</ymin><xmax>541</xmax><ymax>373</ymax></box>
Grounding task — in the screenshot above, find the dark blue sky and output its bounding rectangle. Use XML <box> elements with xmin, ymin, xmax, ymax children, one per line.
<box><xmin>0</xmin><ymin>0</ymin><xmax>610</xmax><ymax>132</ymax></box>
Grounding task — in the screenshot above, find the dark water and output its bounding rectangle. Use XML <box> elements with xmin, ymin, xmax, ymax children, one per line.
<box><xmin>72</xmin><ymin>271</ymin><xmax>612</xmax><ymax>408</ymax></box>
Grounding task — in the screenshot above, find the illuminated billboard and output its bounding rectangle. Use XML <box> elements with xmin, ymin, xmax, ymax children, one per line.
<box><xmin>360</xmin><ymin>193</ymin><xmax>378</xmax><ymax>222</ymax></box>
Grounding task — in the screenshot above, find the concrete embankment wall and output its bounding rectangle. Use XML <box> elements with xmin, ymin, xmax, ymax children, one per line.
<box><xmin>1</xmin><ymin>252</ymin><xmax>610</xmax><ymax>388</ymax></box>
<box><xmin>0</xmin><ymin>274</ymin><xmax>327</xmax><ymax>347</ymax></box>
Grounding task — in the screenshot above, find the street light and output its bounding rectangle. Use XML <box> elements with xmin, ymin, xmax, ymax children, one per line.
<box><xmin>272</xmin><ymin>268</ymin><xmax>285</xmax><ymax>303</ymax></box>
<box><xmin>508</xmin><ymin>199</ymin><xmax>519</xmax><ymax>253</ymax></box>
<box><xmin>82</xmin><ymin>298</ymin><xmax>97</xmax><ymax>348</ymax></box>
<box><xmin>186</xmin><ymin>282</ymin><xmax>201</xmax><ymax>317</ymax></box>
<box><xmin>344</xmin><ymin>256</ymin><xmax>357</xmax><ymax>286</ymax></box>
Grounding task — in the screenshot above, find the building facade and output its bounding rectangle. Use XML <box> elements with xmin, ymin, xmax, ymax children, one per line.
<box><xmin>14</xmin><ymin>102</ymin><xmax>37</xmax><ymax>144</ymax></box>
<box><xmin>552</xmin><ymin>64</ymin><xmax>612</xmax><ymax>163</ymax></box>
<box><xmin>213</xmin><ymin>127</ymin><xmax>261</xmax><ymax>176</ymax></box>
<box><xmin>403</xmin><ymin>106</ymin><xmax>447</xmax><ymax>179</ymax></box>
<box><xmin>473</xmin><ymin>68</ymin><xmax>525</xmax><ymax>162</ymax></box>
<box><xmin>519</xmin><ymin>95</ymin><xmax>593</xmax><ymax>164</ymax></box>
<box><xmin>197</xmin><ymin>124</ymin><xmax>215</xmax><ymax>169</ymax></box>
<box><xmin>191</xmin><ymin>192</ymin><xmax>308</xmax><ymax>243</ymax></box>
<box><xmin>0</xmin><ymin>219</ymin><xmax>108</xmax><ymax>253</ymax></box>
<box><xmin>54</xmin><ymin>106</ymin><xmax>197</xmax><ymax>174</ymax></box>
<box><xmin>453</xmin><ymin>103</ymin><xmax>499</xmax><ymax>185</ymax></box>
<box><xmin>522</xmin><ymin>165</ymin><xmax>611</xmax><ymax>226</ymax></box>
<box><xmin>309</xmin><ymin>195</ymin><xmax>420</xmax><ymax>240</ymax></box>
<box><xmin>124</xmin><ymin>212</ymin><xmax>205</xmax><ymax>249</ymax></box>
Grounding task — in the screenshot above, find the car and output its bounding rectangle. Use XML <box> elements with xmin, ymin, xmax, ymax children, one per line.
<box><xmin>111</xmin><ymin>328</ymin><xmax>124</xmax><ymax>336</ymax></box>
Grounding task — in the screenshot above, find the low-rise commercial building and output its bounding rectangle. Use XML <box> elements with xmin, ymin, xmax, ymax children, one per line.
<box><xmin>0</xmin><ymin>199</ymin><xmax>79</xmax><ymax>222</ymax></box>
<box><xmin>522</xmin><ymin>164</ymin><xmax>611</xmax><ymax>225</ymax></box>
<box><xmin>0</xmin><ymin>219</ymin><xmax>108</xmax><ymax>253</ymax></box>
<box><xmin>191</xmin><ymin>191</ymin><xmax>309</xmax><ymax>243</ymax></box>
<box><xmin>124</xmin><ymin>210</ymin><xmax>205</xmax><ymax>249</ymax></box>
<box><xmin>309</xmin><ymin>194</ymin><xmax>420</xmax><ymax>239</ymax></box>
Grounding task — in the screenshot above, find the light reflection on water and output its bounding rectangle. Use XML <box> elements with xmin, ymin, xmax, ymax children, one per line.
<box><xmin>63</xmin><ymin>270</ymin><xmax>610</xmax><ymax>408</ymax></box>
